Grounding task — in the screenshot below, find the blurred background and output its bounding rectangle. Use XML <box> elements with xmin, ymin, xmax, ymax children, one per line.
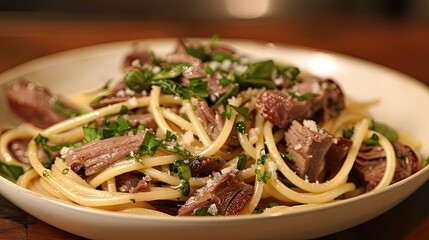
<box><xmin>0</xmin><ymin>0</ymin><xmax>429</xmax><ymax>85</ymax></box>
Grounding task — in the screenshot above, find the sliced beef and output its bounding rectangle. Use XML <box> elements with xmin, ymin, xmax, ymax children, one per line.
<box><xmin>7</xmin><ymin>138</ymin><xmax>53</xmax><ymax>166</ymax></box>
<box><xmin>123</xmin><ymin>49</ymin><xmax>151</xmax><ymax>70</ymax></box>
<box><xmin>189</xmin><ymin>156</ymin><xmax>226</xmax><ymax>177</ymax></box>
<box><xmin>318</xmin><ymin>79</ymin><xmax>345</xmax><ymax>122</ymax></box>
<box><xmin>129</xmin><ymin>176</ymin><xmax>152</xmax><ymax>194</ymax></box>
<box><xmin>284</xmin><ymin>120</ymin><xmax>334</xmax><ymax>182</ymax></box>
<box><xmin>64</xmin><ymin>133</ymin><xmax>146</xmax><ymax>176</ymax></box>
<box><xmin>352</xmin><ymin>142</ymin><xmax>419</xmax><ymax>191</ymax></box>
<box><xmin>194</xmin><ymin>100</ymin><xmax>239</xmax><ymax>149</ymax></box>
<box><xmin>257</xmin><ymin>90</ymin><xmax>311</xmax><ymax>129</ymax></box>
<box><xmin>206</xmin><ymin>72</ymin><xmax>237</xmax><ymax>102</ymax></box>
<box><xmin>256</xmin><ymin>77</ymin><xmax>345</xmax><ymax>129</ymax></box>
<box><xmin>96</xmin><ymin>113</ymin><xmax>158</xmax><ymax>131</ymax></box>
<box><xmin>115</xmin><ymin>171</ymin><xmax>144</xmax><ymax>192</ymax></box>
<box><xmin>115</xmin><ymin>172</ymin><xmax>152</xmax><ymax>193</ymax></box>
<box><xmin>324</xmin><ymin>137</ymin><xmax>353</xmax><ymax>180</ymax></box>
<box><xmin>2</xmin><ymin>79</ymin><xmax>78</xmax><ymax>128</ymax></box>
<box><xmin>178</xmin><ymin>172</ymin><xmax>253</xmax><ymax>216</ymax></box>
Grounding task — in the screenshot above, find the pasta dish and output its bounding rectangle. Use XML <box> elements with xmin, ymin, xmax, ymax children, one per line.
<box><xmin>0</xmin><ymin>37</ymin><xmax>425</xmax><ymax>217</ymax></box>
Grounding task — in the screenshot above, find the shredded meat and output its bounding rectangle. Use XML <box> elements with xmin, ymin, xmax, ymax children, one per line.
<box><xmin>194</xmin><ymin>100</ymin><xmax>239</xmax><ymax>149</ymax></box>
<box><xmin>7</xmin><ymin>138</ymin><xmax>53</xmax><ymax>166</ymax></box>
<box><xmin>64</xmin><ymin>133</ymin><xmax>146</xmax><ymax>176</ymax></box>
<box><xmin>352</xmin><ymin>141</ymin><xmax>419</xmax><ymax>191</ymax></box>
<box><xmin>178</xmin><ymin>172</ymin><xmax>253</xmax><ymax>216</ymax></box>
<box><xmin>123</xmin><ymin>49</ymin><xmax>151</xmax><ymax>70</ymax></box>
<box><xmin>256</xmin><ymin>77</ymin><xmax>345</xmax><ymax>129</ymax></box>
<box><xmin>284</xmin><ymin>120</ymin><xmax>334</xmax><ymax>182</ymax></box>
<box><xmin>2</xmin><ymin>79</ymin><xmax>78</xmax><ymax>128</ymax></box>
<box><xmin>206</xmin><ymin>72</ymin><xmax>236</xmax><ymax>102</ymax></box>
<box><xmin>189</xmin><ymin>156</ymin><xmax>226</xmax><ymax>177</ymax></box>
<box><xmin>324</xmin><ymin>137</ymin><xmax>353</xmax><ymax>180</ymax></box>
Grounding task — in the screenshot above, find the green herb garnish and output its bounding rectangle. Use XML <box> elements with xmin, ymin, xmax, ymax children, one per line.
<box><xmin>222</xmin><ymin>104</ymin><xmax>252</xmax><ymax>121</ymax></box>
<box><xmin>0</xmin><ymin>162</ymin><xmax>24</xmax><ymax>182</ymax></box>
<box><xmin>235</xmin><ymin>120</ymin><xmax>246</xmax><ymax>134</ymax></box>
<box><xmin>288</xmin><ymin>92</ymin><xmax>319</xmax><ymax>101</ymax></box>
<box><xmin>366</xmin><ymin>133</ymin><xmax>379</xmax><ymax>146</ymax></box>
<box><xmin>172</xmin><ymin>160</ymin><xmax>192</xmax><ymax>196</ymax></box>
<box><xmin>342</xmin><ymin>127</ymin><xmax>354</xmax><ymax>139</ymax></box>
<box><xmin>194</xmin><ymin>205</ymin><xmax>219</xmax><ymax>216</ymax></box>
<box><xmin>371</xmin><ymin>120</ymin><xmax>398</xmax><ymax>142</ymax></box>
<box><xmin>53</xmin><ymin>101</ymin><xmax>86</xmax><ymax>118</ymax></box>
<box><xmin>237</xmin><ymin>153</ymin><xmax>248</xmax><ymax>170</ymax></box>
<box><xmin>280</xmin><ymin>152</ymin><xmax>293</xmax><ymax>162</ymax></box>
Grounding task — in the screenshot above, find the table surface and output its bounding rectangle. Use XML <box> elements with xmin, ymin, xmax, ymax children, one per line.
<box><xmin>0</xmin><ymin>17</ymin><xmax>428</xmax><ymax>239</ymax></box>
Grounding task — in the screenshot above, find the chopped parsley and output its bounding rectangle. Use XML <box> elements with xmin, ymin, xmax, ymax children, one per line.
<box><xmin>288</xmin><ymin>92</ymin><xmax>319</xmax><ymax>101</ymax></box>
<box><xmin>137</xmin><ymin>131</ymin><xmax>191</xmax><ymax>157</ymax></box>
<box><xmin>172</xmin><ymin>160</ymin><xmax>191</xmax><ymax>196</ymax></box>
<box><xmin>152</xmin><ymin>79</ymin><xmax>192</xmax><ymax>99</ymax></box>
<box><xmin>276</xmin><ymin>65</ymin><xmax>300</xmax><ymax>82</ymax></box>
<box><xmin>194</xmin><ymin>205</ymin><xmax>219</xmax><ymax>216</ymax></box>
<box><xmin>257</xmin><ymin>150</ymin><xmax>268</xmax><ymax>165</ymax></box>
<box><xmin>371</xmin><ymin>120</ymin><xmax>398</xmax><ymax>142</ymax></box>
<box><xmin>214</xmin><ymin>85</ymin><xmax>239</xmax><ymax>106</ymax></box>
<box><xmin>342</xmin><ymin>127</ymin><xmax>354</xmax><ymax>139</ymax></box>
<box><xmin>0</xmin><ymin>162</ymin><xmax>24</xmax><ymax>182</ymax></box>
<box><xmin>52</xmin><ymin>101</ymin><xmax>86</xmax><ymax>118</ymax></box>
<box><xmin>119</xmin><ymin>105</ymin><xmax>129</xmax><ymax>115</ymax></box>
<box><xmin>366</xmin><ymin>133</ymin><xmax>379</xmax><ymax>146</ymax></box>
<box><xmin>237</xmin><ymin>153</ymin><xmax>248</xmax><ymax>170</ymax></box>
<box><xmin>235</xmin><ymin>120</ymin><xmax>246</xmax><ymax>134</ymax></box>
<box><xmin>188</xmin><ymin>77</ymin><xmax>209</xmax><ymax>98</ymax></box>
<box><xmin>179</xmin><ymin>39</ymin><xmax>209</xmax><ymax>61</ymax></box>
<box><xmin>255</xmin><ymin>169</ymin><xmax>271</xmax><ymax>183</ymax></box>
<box><xmin>222</xmin><ymin>104</ymin><xmax>252</xmax><ymax>121</ymax></box>
<box><xmin>280</xmin><ymin>152</ymin><xmax>293</xmax><ymax>162</ymax></box>
<box><xmin>267</xmin><ymin>202</ymin><xmax>279</xmax><ymax>208</ymax></box>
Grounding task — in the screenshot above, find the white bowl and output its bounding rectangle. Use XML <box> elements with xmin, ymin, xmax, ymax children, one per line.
<box><xmin>1</xmin><ymin>39</ymin><xmax>428</xmax><ymax>240</ymax></box>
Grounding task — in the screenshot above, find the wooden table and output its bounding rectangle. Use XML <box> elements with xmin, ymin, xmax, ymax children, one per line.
<box><xmin>0</xmin><ymin>17</ymin><xmax>428</xmax><ymax>239</ymax></box>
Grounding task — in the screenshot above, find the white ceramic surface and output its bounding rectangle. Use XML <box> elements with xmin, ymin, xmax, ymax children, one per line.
<box><xmin>0</xmin><ymin>39</ymin><xmax>428</xmax><ymax>240</ymax></box>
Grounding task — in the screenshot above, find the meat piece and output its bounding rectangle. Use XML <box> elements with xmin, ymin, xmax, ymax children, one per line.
<box><xmin>206</xmin><ymin>72</ymin><xmax>237</xmax><ymax>102</ymax></box>
<box><xmin>64</xmin><ymin>133</ymin><xmax>146</xmax><ymax>176</ymax></box>
<box><xmin>129</xmin><ymin>176</ymin><xmax>152</xmax><ymax>194</ymax></box>
<box><xmin>2</xmin><ymin>79</ymin><xmax>78</xmax><ymax>128</ymax></box>
<box><xmin>7</xmin><ymin>138</ymin><xmax>53</xmax><ymax>166</ymax></box>
<box><xmin>324</xmin><ymin>137</ymin><xmax>353</xmax><ymax>179</ymax></box>
<box><xmin>352</xmin><ymin>142</ymin><xmax>419</xmax><ymax>191</ymax></box>
<box><xmin>256</xmin><ymin>77</ymin><xmax>345</xmax><ymax>129</ymax></box>
<box><xmin>115</xmin><ymin>172</ymin><xmax>144</xmax><ymax>193</ymax></box>
<box><xmin>189</xmin><ymin>156</ymin><xmax>226</xmax><ymax>177</ymax></box>
<box><xmin>318</xmin><ymin>79</ymin><xmax>345</xmax><ymax>122</ymax></box>
<box><xmin>123</xmin><ymin>49</ymin><xmax>151</xmax><ymax>70</ymax></box>
<box><xmin>165</xmin><ymin>53</ymin><xmax>202</xmax><ymax>67</ymax></box>
<box><xmin>284</xmin><ymin>120</ymin><xmax>334</xmax><ymax>182</ymax></box>
<box><xmin>194</xmin><ymin>100</ymin><xmax>239</xmax><ymax>149</ymax></box>
<box><xmin>178</xmin><ymin>173</ymin><xmax>253</xmax><ymax>216</ymax></box>
<box><xmin>115</xmin><ymin>172</ymin><xmax>152</xmax><ymax>193</ymax></box>
<box><xmin>96</xmin><ymin>113</ymin><xmax>158</xmax><ymax>131</ymax></box>
<box><xmin>257</xmin><ymin>90</ymin><xmax>311</xmax><ymax>129</ymax></box>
